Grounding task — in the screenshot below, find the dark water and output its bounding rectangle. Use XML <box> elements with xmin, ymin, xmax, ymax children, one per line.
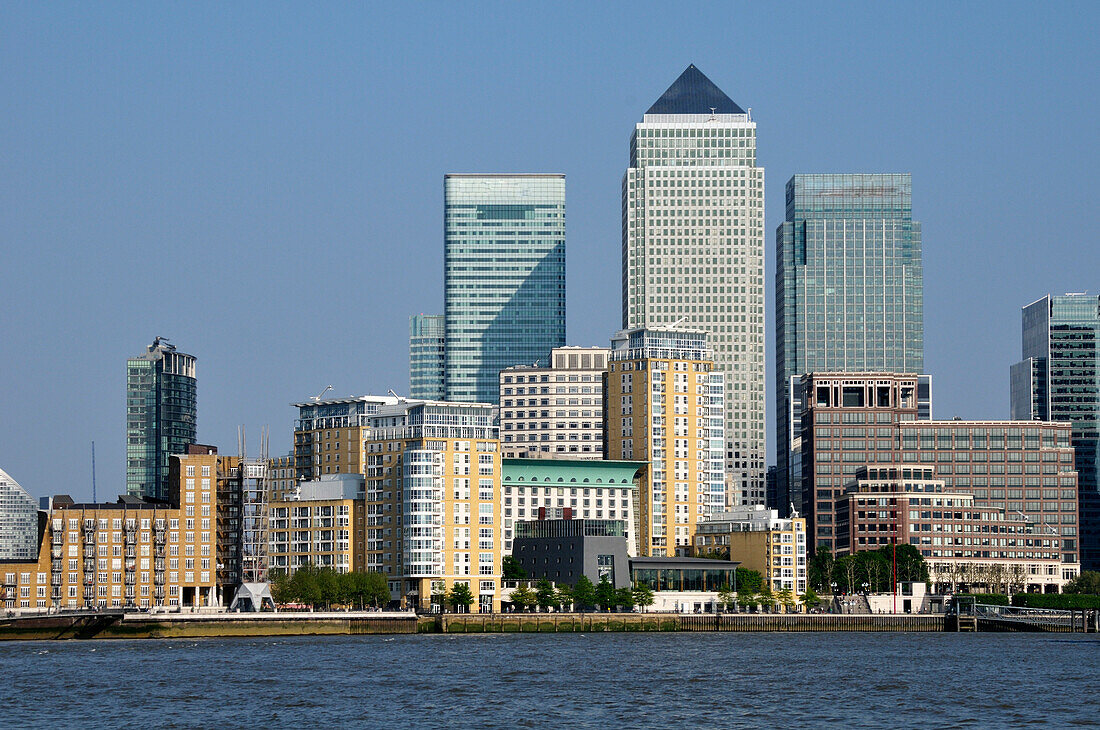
<box><xmin>2</xmin><ymin>632</ymin><xmax>1097</xmax><ymax>728</ymax></box>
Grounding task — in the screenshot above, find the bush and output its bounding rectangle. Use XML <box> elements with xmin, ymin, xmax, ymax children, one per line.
<box><xmin>1011</xmin><ymin>593</ymin><xmax>1100</xmax><ymax>610</ymax></box>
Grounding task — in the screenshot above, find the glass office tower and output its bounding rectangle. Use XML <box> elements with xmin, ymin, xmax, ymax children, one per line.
<box><xmin>622</xmin><ymin>65</ymin><xmax>766</xmax><ymax>507</ymax></box>
<box><xmin>1011</xmin><ymin>293</ymin><xmax>1100</xmax><ymax>570</ymax></box>
<box><xmin>409</xmin><ymin>313</ymin><xmax>446</xmax><ymax>400</ymax></box>
<box><xmin>444</xmin><ymin>174</ymin><xmax>566</xmax><ymax>404</ymax></box>
<box><xmin>126</xmin><ymin>338</ymin><xmax>197</xmax><ymax>500</ymax></box>
<box><xmin>0</xmin><ymin>467</ymin><xmax>37</xmax><ymax>560</ymax></box>
<box><xmin>775</xmin><ymin>174</ymin><xmax>924</xmax><ymax>516</ymax></box>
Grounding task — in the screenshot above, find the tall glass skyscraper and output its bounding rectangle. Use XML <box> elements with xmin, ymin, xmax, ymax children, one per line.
<box><xmin>409</xmin><ymin>313</ymin><xmax>446</xmax><ymax>399</ymax></box>
<box><xmin>126</xmin><ymin>338</ymin><xmax>197</xmax><ymax>500</ymax></box>
<box><xmin>1011</xmin><ymin>293</ymin><xmax>1100</xmax><ymax>570</ymax></box>
<box><xmin>0</xmin><ymin>467</ymin><xmax>37</xmax><ymax>560</ymax></box>
<box><xmin>775</xmin><ymin>174</ymin><xmax>924</xmax><ymax>516</ymax></box>
<box><xmin>444</xmin><ymin>174</ymin><xmax>566</xmax><ymax>404</ymax></box>
<box><xmin>622</xmin><ymin>65</ymin><xmax>766</xmax><ymax>507</ymax></box>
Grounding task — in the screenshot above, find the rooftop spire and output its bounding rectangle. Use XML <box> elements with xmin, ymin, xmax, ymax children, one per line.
<box><xmin>646</xmin><ymin>64</ymin><xmax>745</xmax><ymax>116</ymax></box>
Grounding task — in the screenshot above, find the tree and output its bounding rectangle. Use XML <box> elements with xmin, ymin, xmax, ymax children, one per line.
<box><xmin>809</xmin><ymin>549</ymin><xmax>836</xmax><ymax>592</ymax></box>
<box><xmin>776</xmin><ymin>587</ymin><xmax>796</xmax><ymax>613</ymax></box>
<box><xmin>363</xmin><ymin>572</ymin><xmax>391</xmax><ymax>608</ymax></box>
<box><xmin>834</xmin><ymin>556</ymin><xmax>857</xmax><ymax>594</ymax></box>
<box><xmin>694</xmin><ymin>547</ymin><xmax>729</xmax><ymax>560</ymax></box>
<box><xmin>631</xmin><ymin>583</ymin><xmax>654</xmax><ymax>613</ymax></box>
<box><xmin>572</xmin><ymin>576</ymin><xmax>596</xmax><ymax>612</ymax></box>
<box><xmin>554</xmin><ymin>584</ymin><xmax>574</xmax><ymax>612</ymax></box>
<box><xmin>736</xmin><ymin>588</ymin><xmax>757</xmax><ymax>612</ymax></box>
<box><xmin>510</xmin><ymin>585</ymin><xmax>536</xmax><ymax>612</ymax></box>
<box><xmin>1064</xmin><ymin>570</ymin><xmax>1100</xmax><ymax>595</ymax></box>
<box><xmin>290</xmin><ymin>565</ymin><xmax>321</xmax><ymax>608</ymax></box>
<box><xmin>800</xmin><ymin>587</ymin><xmax>822</xmax><ymax>611</ymax></box>
<box><xmin>316</xmin><ymin>568</ymin><xmax>339</xmax><ymax>609</ymax></box>
<box><xmin>535</xmin><ymin>579</ymin><xmax>556</xmax><ymax>611</ymax></box>
<box><xmin>757</xmin><ymin>584</ymin><xmax>775</xmax><ymax>613</ymax></box>
<box><xmin>735</xmin><ymin>568</ymin><xmax>764</xmax><ymax>595</ymax></box>
<box><xmin>716</xmin><ymin>584</ymin><xmax>735</xmax><ymax>613</ymax></box>
<box><xmin>447</xmin><ymin>583</ymin><xmax>475</xmax><ymax>613</ymax></box>
<box><xmin>502</xmin><ymin>556</ymin><xmax>527</xmax><ymax>580</ymax></box>
<box><xmin>269</xmin><ymin>569</ymin><xmax>292</xmax><ymax>606</ymax></box>
<box><xmin>614</xmin><ymin>587</ymin><xmax>635</xmax><ymax>612</ymax></box>
<box><xmin>595</xmin><ymin>577</ymin><xmax>616</xmax><ymax>612</ymax></box>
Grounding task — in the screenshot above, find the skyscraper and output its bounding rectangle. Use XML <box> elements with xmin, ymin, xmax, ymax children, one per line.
<box><xmin>126</xmin><ymin>337</ymin><xmax>197</xmax><ymax>500</ymax></box>
<box><xmin>1011</xmin><ymin>293</ymin><xmax>1100</xmax><ymax>570</ymax></box>
<box><xmin>409</xmin><ymin>313</ymin><xmax>446</xmax><ymax>400</ymax></box>
<box><xmin>0</xmin><ymin>467</ymin><xmax>37</xmax><ymax>560</ymax></box>
<box><xmin>622</xmin><ymin>65</ymin><xmax>765</xmax><ymax>507</ymax></box>
<box><xmin>444</xmin><ymin>174</ymin><xmax>566</xmax><ymax>404</ymax></box>
<box><xmin>775</xmin><ymin>174</ymin><xmax>924</xmax><ymax>516</ymax></box>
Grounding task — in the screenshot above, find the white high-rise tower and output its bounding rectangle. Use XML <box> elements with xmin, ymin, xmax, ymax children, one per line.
<box><xmin>622</xmin><ymin>65</ymin><xmax>765</xmax><ymax>506</ymax></box>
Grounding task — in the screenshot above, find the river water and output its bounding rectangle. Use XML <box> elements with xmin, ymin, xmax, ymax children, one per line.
<box><xmin>3</xmin><ymin>632</ymin><xmax>1096</xmax><ymax>728</ymax></box>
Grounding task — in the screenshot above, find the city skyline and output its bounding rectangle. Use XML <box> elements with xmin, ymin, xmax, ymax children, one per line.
<box><xmin>2</xmin><ymin>4</ymin><xmax>1098</xmax><ymax>499</ymax></box>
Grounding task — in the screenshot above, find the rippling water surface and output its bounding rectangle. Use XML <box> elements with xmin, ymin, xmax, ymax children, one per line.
<box><xmin>3</xmin><ymin>632</ymin><xmax>1097</xmax><ymax>728</ymax></box>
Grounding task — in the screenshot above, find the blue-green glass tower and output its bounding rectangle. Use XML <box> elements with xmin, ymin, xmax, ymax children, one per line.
<box><xmin>1011</xmin><ymin>293</ymin><xmax>1100</xmax><ymax>570</ymax></box>
<box><xmin>126</xmin><ymin>338</ymin><xmax>197</xmax><ymax>501</ymax></box>
<box><xmin>409</xmin><ymin>313</ymin><xmax>446</xmax><ymax>400</ymax></box>
<box><xmin>775</xmin><ymin>174</ymin><xmax>924</xmax><ymax>517</ymax></box>
<box><xmin>444</xmin><ymin>174</ymin><xmax>566</xmax><ymax>404</ymax></box>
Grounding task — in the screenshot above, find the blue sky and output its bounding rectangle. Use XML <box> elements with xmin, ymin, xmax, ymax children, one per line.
<box><xmin>2</xmin><ymin>2</ymin><xmax>1097</xmax><ymax>499</ymax></box>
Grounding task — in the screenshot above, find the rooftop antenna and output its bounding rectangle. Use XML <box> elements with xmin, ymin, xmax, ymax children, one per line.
<box><xmin>709</xmin><ymin>106</ymin><xmax>717</xmax><ymax>121</ymax></box>
<box><xmin>310</xmin><ymin>385</ymin><xmax>333</xmax><ymax>402</ymax></box>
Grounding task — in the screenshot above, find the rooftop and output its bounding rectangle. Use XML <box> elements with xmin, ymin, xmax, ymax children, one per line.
<box><xmin>646</xmin><ymin>65</ymin><xmax>745</xmax><ymax>116</ymax></box>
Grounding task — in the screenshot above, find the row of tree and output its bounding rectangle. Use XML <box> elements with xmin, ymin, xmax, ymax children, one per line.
<box><xmin>505</xmin><ymin>577</ymin><xmax>656</xmax><ymax>613</ymax></box>
<box><xmin>269</xmin><ymin>566</ymin><xmax>391</xmax><ymax>610</ymax></box>
<box><xmin>808</xmin><ymin>545</ymin><xmax>929</xmax><ymax>594</ymax></box>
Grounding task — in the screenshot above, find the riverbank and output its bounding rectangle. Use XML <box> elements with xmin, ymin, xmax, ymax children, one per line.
<box><xmin>0</xmin><ymin>610</ymin><xmax>949</xmax><ymax>639</ymax></box>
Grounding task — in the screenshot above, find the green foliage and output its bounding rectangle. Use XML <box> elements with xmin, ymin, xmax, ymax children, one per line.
<box><xmin>757</xmin><ymin>584</ymin><xmax>775</xmax><ymax>612</ymax></box>
<box><xmin>510</xmin><ymin>585</ymin><xmax>537</xmax><ymax>612</ymax></box>
<box><xmin>716</xmin><ymin>584</ymin><xmax>735</xmax><ymax>612</ymax></box>
<box><xmin>808</xmin><ymin>550</ymin><xmax>835</xmax><ymax>592</ymax></box>
<box><xmin>1063</xmin><ymin>570</ymin><xmax>1100</xmax><ymax>595</ymax></box>
<box><xmin>776</xmin><ymin>587</ymin><xmax>796</xmax><ymax>612</ymax></box>
<box><xmin>270</xmin><ymin>567</ymin><xmax>391</xmax><ymax>610</ymax></box>
<box><xmin>614</xmin><ymin>587</ymin><xmax>635</xmax><ymax>611</ymax></box>
<box><xmin>735</xmin><ymin>568</ymin><xmax>763</xmax><ymax>594</ymax></box>
<box><xmin>535</xmin><ymin>579</ymin><xmax>556</xmax><ymax>610</ymax></box>
<box><xmin>502</xmin><ymin>555</ymin><xmax>527</xmax><ymax>580</ymax></box>
<box><xmin>694</xmin><ymin>547</ymin><xmax>729</xmax><ymax>560</ymax></box>
<box><xmin>1012</xmin><ymin>593</ymin><xmax>1100</xmax><ymax>610</ymax></box>
<box><xmin>631</xmin><ymin>583</ymin><xmax>654</xmax><ymax>612</ymax></box>
<box><xmin>554</xmin><ymin>584</ymin><xmax>573</xmax><ymax>611</ymax></box>
<box><xmin>446</xmin><ymin>582</ymin><xmax>475</xmax><ymax>612</ymax></box>
<box><xmin>362</xmin><ymin>572</ymin><xmax>391</xmax><ymax>608</ymax></box>
<box><xmin>595</xmin><ymin>577</ymin><xmax>616</xmax><ymax>612</ymax></box>
<box><xmin>572</xmin><ymin>575</ymin><xmax>596</xmax><ymax>612</ymax></box>
<box><xmin>799</xmin><ymin>587</ymin><xmax>822</xmax><ymax>609</ymax></box>
<box><xmin>736</xmin><ymin>588</ymin><xmax>757</xmax><ymax>611</ymax></box>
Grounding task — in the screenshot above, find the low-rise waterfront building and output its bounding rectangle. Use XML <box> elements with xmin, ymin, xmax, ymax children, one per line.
<box><xmin>511</xmin><ymin>516</ymin><xmax>631</xmax><ymax>589</ymax></box>
<box><xmin>499</xmin><ymin>346</ymin><xmax>610</xmax><ymax>459</ymax></box>
<box><xmin>501</xmin><ymin>457</ymin><xmax>643</xmax><ymax>554</ymax></box>
<box><xmin>835</xmin><ymin>465</ymin><xmax>1073</xmax><ymax>593</ymax></box>
<box><xmin>269</xmin><ymin>473</ymin><xmax>365</xmax><ymax>575</ymax></box>
<box><xmin>693</xmin><ymin>506</ymin><xmax>808</xmax><ymax>593</ymax></box>
<box><xmin>629</xmin><ymin>556</ymin><xmax>740</xmax><ymax>613</ymax></box>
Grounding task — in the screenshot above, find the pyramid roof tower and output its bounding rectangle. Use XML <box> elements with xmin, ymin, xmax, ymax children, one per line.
<box><xmin>646</xmin><ymin>64</ymin><xmax>745</xmax><ymax>115</ymax></box>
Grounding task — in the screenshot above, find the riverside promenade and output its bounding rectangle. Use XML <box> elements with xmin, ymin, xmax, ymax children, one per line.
<box><xmin>0</xmin><ymin>610</ymin><xmax>948</xmax><ymax>639</ymax></box>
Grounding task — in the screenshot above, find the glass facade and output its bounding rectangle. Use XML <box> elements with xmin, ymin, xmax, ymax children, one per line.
<box><xmin>126</xmin><ymin>338</ymin><xmax>197</xmax><ymax>500</ymax></box>
<box><xmin>444</xmin><ymin>174</ymin><xmax>566</xmax><ymax>404</ymax></box>
<box><xmin>622</xmin><ymin>65</ymin><xmax>766</xmax><ymax>505</ymax></box>
<box><xmin>409</xmin><ymin>313</ymin><xmax>445</xmax><ymax>399</ymax></box>
<box><xmin>0</xmin><ymin>467</ymin><xmax>37</xmax><ymax>560</ymax></box>
<box><xmin>1011</xmin><ymin>294</ymin><xmax>1100</xmax><ymax>570</ymax></box>
<box><xmin>776</xmin><ymin>174</ymin><xmax>924</xmax><ymax>517</ymax></box>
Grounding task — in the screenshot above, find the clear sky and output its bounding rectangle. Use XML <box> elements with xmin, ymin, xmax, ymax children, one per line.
<box><xmin>2</xmin><ymin>2</ymin><xmax>1097</xmax><ymax>500</ymax></box>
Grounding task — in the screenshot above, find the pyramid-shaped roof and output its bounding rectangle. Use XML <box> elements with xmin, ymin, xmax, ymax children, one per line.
<box><xmin>646</xmin><ymin>64</ymin><xmax>745</xmax><ymax>115</ymax></box>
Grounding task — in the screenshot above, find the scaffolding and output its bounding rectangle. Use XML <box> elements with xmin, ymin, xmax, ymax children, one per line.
<box><xmin>229</xmin><ymin>427</ymin><xmax>274</xmax><ymax>611</ymax></box>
